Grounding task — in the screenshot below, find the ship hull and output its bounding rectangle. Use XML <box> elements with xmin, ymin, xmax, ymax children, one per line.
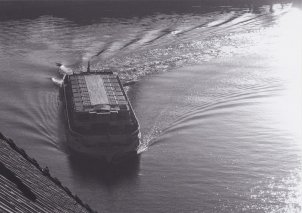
<box><xmin>61</xmin><ymin>72</ymin><xmax>141</xmax><ymax>162</ymax></box>
<box><xmin>65</xmin><ymin>128</ymin><xmax>141</xmax><ymax>162</ymax></box>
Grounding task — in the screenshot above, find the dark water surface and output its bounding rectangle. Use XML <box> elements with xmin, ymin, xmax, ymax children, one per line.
<box><xmin>0</xmin><ymin>2</ymin><xmax>301</xmax><ymax>212</ymax></box>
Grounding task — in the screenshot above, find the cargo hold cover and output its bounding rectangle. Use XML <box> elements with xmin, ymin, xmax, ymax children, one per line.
<box><xmin>84</xmin><ymin>75</ymin><xmax>109</xmax><ymax>105</ymax></box>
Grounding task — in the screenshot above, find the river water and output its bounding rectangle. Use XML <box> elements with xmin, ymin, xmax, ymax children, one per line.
<box><xmin>0</xmin><ymin>1</ymin><xmax>301</xmax><ymax>212</ymax></box>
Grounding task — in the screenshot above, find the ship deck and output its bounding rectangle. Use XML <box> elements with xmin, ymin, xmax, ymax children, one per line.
<box><xmin>68</xmin><ymin>71</ymin><xmax>129</xmax><ymax>114</ymax></box>
<box><xmin>63</xmin><ymin>71</ymin><xmax>139</xmax><ymax>135</ymax></box>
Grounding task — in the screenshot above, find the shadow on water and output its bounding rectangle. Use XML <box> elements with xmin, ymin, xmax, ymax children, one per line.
<box><xmin>0</xmin><ymin>0</ymin><xmax>297</xmax><ymax>23</ymax></box>
<box><xmin>67</xmin><ymin>153</ymin><xmax>141</xmax><ymax>186</ymax></box>
<box><xmin>0</xmin><ymin>1</ymin><xmax>214</xmax><ymax>22</ymax></box>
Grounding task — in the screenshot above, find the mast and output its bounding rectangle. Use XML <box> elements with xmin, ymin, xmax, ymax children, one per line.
<box><xmin>87</xmin><ymin>60</ymin><xmax>91</xmax><ymax>73</ymax></box>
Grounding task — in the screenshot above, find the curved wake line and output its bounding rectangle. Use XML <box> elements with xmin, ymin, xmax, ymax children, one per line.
<box><xmin>13</xmin><ymin>90</ymin><xmax>63</xmax><ymax>148</ymax></box>
<box><xmin>161</xmin><ymin>84</ymin><xmax>283</xmax><ymax>134</ymax></box>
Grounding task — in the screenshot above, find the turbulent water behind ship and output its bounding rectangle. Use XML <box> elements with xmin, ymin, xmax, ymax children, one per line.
<box><xmin>0</xmin><ymin>1</ymin><xmax>301</xmax><ymax>212</ymax></box>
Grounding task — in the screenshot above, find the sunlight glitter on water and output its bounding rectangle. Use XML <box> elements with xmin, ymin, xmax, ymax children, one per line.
<box><xmin>0</xmin><ymin>3</ymin><xmax>302</xmax><ymax>212</ymax></box>
<box><xmin>256</xmin><ymin>8</ymin><xmax>302</xmax><ymax>212</ymax></box>
<box><xmin>270</xmin><ymin>8</ymin><xmax>302</xmax><ymax>140</ymax></box>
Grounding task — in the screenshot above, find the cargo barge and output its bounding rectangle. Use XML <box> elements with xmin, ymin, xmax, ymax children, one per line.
<box><xmin>61</xmin><ymin>70</ymin><xmax>141</xmax><ymax>161</ymax></box>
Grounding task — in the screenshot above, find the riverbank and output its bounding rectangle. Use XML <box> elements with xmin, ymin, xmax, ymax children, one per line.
<box><xmin>0</xmin><ymin>132</ymin><xmax>96</xmax><ymax>213</ymax></box>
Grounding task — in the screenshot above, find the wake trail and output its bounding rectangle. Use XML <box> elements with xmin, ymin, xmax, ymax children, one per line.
<box><xmin>145</xmin><ymin>28</ymin><xmax>172</xmax><ymax>44</ymax></box>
